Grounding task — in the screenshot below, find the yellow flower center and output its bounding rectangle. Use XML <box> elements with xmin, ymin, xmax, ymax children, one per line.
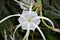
<box><xmin>28</xmin><ymin>18</ymin><xmax>32</xmax><ymax>22</ymax></box>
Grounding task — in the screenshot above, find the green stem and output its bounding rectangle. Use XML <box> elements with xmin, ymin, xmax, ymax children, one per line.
<box><xmin>39</xmin><ymin>0</ymin><xmax>60</xmax><ymax>33</ymax></box>
<box><xmin>39</xmin><ymin>0</ymin><xmax>53</xmax><ymax>30</ymax></box>
<box><xmin>40</xmin><ymin>8</ymin><xmax>53</xmax><ymax>30</ymax></box>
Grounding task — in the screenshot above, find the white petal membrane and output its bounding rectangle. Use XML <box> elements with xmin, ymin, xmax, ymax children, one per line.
<box><xmin>18</xmin><ymin>15</ymin><xmax>27</xmax><ymax>23</ymax></box>
<box><xmin>22</xmin><ymin>11</ymin><xmax>38</xmax><ymax>19</ymax></box>
<box><xmin>32</xmin><ymin>18</ymin><xmax>40</xmax><ymax>25</ymax></box>
<box><xmin>29</xmin><ymin>22</ymin><xmax>37</xmax><ymax>31</ymax></box>
<box><xmin>21</xmin><ymin>22</ymin><xmax>29</xmax><ymax>30</ymax></box>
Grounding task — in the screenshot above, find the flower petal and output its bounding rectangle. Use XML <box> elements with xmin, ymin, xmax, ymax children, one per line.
<box><xmin>33</xmin><ymin>23</ymin><xmax>46</xmax><ymax>40</ymax></box>
<box><xmin>12</xmin><ymin>24</ymin><xmax>21</xmax><ymax>40</ymax></box>
<box><xmin>22</xmin><ymin>0</ymin><xmax>34</xmax><ymax>4</ymax></box>
<box><xmin>14</xmin><ymin>0</ymin><xmax>28</xmax><ymax>10</ymax></box>
<box><xmin>19</xmin><ymin>2</ymin><xmax>28</xmax><ymax>10</ymax></box>
<box><xmin>25</xmin><ymin>30</ymin><xmax>30</xmax><ymax>40</ymax></box>
<box><xmin>4</xmin><ymin>30</ymin><xmax>7</xmax><ymax>40</ymax></box>
<box><xmin>37</xmin><ymin>26</ymin><xmax>46</xmax><ymax>40</ymax></box>
<box><xmin>33</xmin><ymin>16</ymin><xmax>55</xmax><ymax>28</ymax></box>
<box><xmin>14</xmin><ymin>0</ymin><xmax>35</xmax><ymax>10</ymax></box>
<box><xmin>14</xmin><ymin>0</ymin><xmax>20</xmax><ymax>3</ymax></box>
<box><xmin>0</xmin><ymin>14</ymin><xmax>20</xmax><ymax>23</ymax></box>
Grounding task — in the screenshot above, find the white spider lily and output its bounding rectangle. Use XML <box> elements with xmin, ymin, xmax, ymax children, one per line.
<box><xmin>0</xmin><ymin>1</ymin><xmax>55</xmax><ymax>40</ymax></box>
<box><xmin>0</xmin><ymin>7</ymin><xmax>54</xmax><ymax>40</ymax></box>
<box><xmin>14</xmin><ymin>0</ymin><xmax>35</xmax><ymax>10</ymax></box>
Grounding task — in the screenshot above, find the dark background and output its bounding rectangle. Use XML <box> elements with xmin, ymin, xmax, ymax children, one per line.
<box><xmin>0</xmin><ymin>0</ymin><xmax>60</xmax><ymax>40</ymax></box>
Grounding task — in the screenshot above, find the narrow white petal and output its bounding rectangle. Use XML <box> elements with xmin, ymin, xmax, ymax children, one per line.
<box><xmin>4</xmin><ymin>30</ymin><xmax>7</xmax><ymax>40</ymax></box>
<box><xmin>19</xmin><ymin>2</ymin><xmax>28</xmax><ymax>10</ymax></box>
<box><xmin>23</xmin><ymin>23</ymin><xmax>30</xmax><ymax>40</ymax></box>
<box><xmin>10</xmin><ymin>35</ymin><xmax>13</xmax><ymax>40</ymax></box>
<box><xmin>33</xmin><ymin>16</ymin><xmax>55</xmax><ymax>28</ymax></box>
<box><xmin>12</xmin><ymin>24</ymin><xmax>21</xmax><ymax>40</ymax></box>
<box><xmin>33</xmin><ymin>23</ymin><xmax>46</xmax><ymax>40</ymax></box>
<box><xmin>0</xmin><ymin>14</ymin><xmax>20</xmax><ymax>23</ymax></box>
<box><xmin>23</xmin><ymin>30</ymin><xmax>30</xmax><ymax>40</ymax></box>
<box><xmin>37</xmin><ymin>26</ymin><xmax>46</xmax><ymax>40</ymax></box>
<box><xmin>14</xmin><ymin>0</ymin><xmax>20</xmax><ymax>3</ymax></box>
<box><xmin>26</xmin><ymin>30</ymin><xmax>30</xmax><ymax>40</ymax></box>
<box><xmin>22</xmin><ymin>0</ymin><xmax>34</xmax><ymax>4</ymax></box>
<box><xmin>14</xmin><ymin>0</ymin><xmax>28</xmax><ymax>10</ymax></box>
<box><xmin>29</xmin><ymin>0</ymin><xmax>33</xmax><ymax>12</ymax></box>
<box><xmin>14</xmin><ymin>0</ymin><xmax>35</xmax><ymax>10</ymax></box>
<box><xmin>15</xmin><ymin>0</ymin><xmax>35</xmax><ymax>5</ymax></box>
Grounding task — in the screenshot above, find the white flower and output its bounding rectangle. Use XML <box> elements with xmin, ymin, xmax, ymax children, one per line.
<box><xmin>18</xmin><ymin>11</ymin><xmax>40</xmax><ymax>31</ymax></box>
<box><xmin>14</xmin><ymin>0</ymin><xmax>35</xmax><ymax>10</ymax></box>
<box><xmin>0</xmin><ymin>11</ymin><xmax>54</xmax><ymax>40</ymax></box>
<box><xmin>0</xmin><ymin>1</ymin><xmax>54</xmax><ymax>40</ymax></box>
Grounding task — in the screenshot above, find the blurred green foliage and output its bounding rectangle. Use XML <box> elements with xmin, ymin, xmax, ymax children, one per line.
<box><xmin>0</xmin><ymin>0</ymin><xmax>60</xmax><ymax>40</ymax></box>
